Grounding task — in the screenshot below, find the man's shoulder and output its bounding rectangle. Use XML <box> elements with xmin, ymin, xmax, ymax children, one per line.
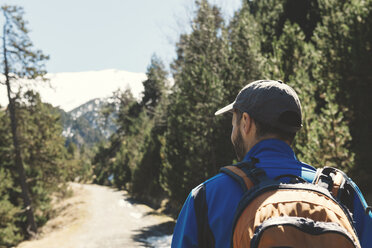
<box><xmin>191</xmin><ymin>172</ymin><xmax>243</xmax><ymax>199</ymax></box>
<box><xmin>190</xmin><ymin>160</ymin><xmax>317</xmax><ymax>205</ymax></box>
<box><xmin>192</xmin><ymin>160</ymin><xmax>316</xmax><ymax>193</ymax></box>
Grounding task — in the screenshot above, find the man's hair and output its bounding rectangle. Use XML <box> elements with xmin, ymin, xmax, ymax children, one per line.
<box><xmin>234</xmin><ymin>109</ymin><xmax>296</xmax><ymax>144</ymax></box>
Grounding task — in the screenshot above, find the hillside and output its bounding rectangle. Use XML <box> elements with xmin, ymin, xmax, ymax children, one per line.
<box><xmin>59</xmin><ymin>98</ymin><xmax>118</xmax><ymax>147</ymax></box>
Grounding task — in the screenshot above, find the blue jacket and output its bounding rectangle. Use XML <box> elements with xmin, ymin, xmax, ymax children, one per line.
<box><xmin>171</xmin><ymin>139</ymin><xmax>372</xmax><ymax>247</ymax></box>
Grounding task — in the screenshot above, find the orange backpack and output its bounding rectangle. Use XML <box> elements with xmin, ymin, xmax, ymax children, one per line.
<box><xmin>221</xmin><ymin>160</ymin><xmax>361</xmax><ymax>248</ymax></box>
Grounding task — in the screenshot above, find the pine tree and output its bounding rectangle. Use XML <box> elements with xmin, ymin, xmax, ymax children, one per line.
<box><xmin>93</xmin><ymin>88</ymin><xmax>148</xmax><ymax>190</ymax></box>
<box><xmin>14</xmin><ymin>91</ymin><xmax>68</xmax><ymax>226</ymax></box>
<box><xmin>0</xmin><ymin>91</ymin><xmax>70</xmax><ymax>245</ymax></box>
<box><xmin>0</xmin><ymin>5</ymin><xmax>49</xmax><ymax>236</ymax></box>
<box><xmin>261</xmin><ymin>21</ymin><xmax>355</xmax><ymax>171</ymax></box>
<box><xmin>92</xmin><ymin>89</ymin><xmax>137</xmax><ymax>186</ymax></box>
<box><xmin>0</xmin><ymin>110</ymin><xmax>22</xmax><ymax>246</ymax></box>
<box><xmin>131</xmin><ymin>56</ymin><xmax>169</xmax><ymax>202</ymax></box>
<box><xmin>141</xmin><ymin>55</ymin><xmax>168</xmax><ymax>116</ymax></box>
<box><xmin>314</xmin><ymin>0</ymin><xmax>372</xmax><ymax>192</ymax></box>
<box><xmin>248</xmin><ymin>0</ymin><xmax>286</xmax><ymax>54</ymax></box>
<box><xmin>227</xmin><ymin>1</ymin><xmax>263</xmax><ymax>96</ymax></box>
<box><xmin>281</xmin><ymin>0</ymin><xmax>321</xmax><ymax>41</ymax></box>
<box><xmin>92</xmin><ymin>141</ymin><xmax>115</xmax><ymax>186</ymax></box>
<box><xmin>161</xmin><ymin>0</ymin><xmax>234</xmax><ymax>208</ymax></box>
<box><xmin>248</xmin><ymin>0</ymin><xmax>320</xmax><ymax>54</ymax></box>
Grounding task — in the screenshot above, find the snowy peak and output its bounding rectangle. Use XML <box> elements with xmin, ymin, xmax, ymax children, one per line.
<box><xmin>42</xmin><ymin>69</ymin><xmax>146</xmax><ymax>112</ymax></box>
<box><xmin>0</xmin><ymin>69</ymin><xmax>147</xmax><ymax>112</ymax></box>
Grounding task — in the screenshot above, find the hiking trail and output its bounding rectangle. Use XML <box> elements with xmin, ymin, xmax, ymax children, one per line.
<box><xmin>17</xmin><ymin>183</ymin><xmax>174</xmax><ymax>248</ymax></box>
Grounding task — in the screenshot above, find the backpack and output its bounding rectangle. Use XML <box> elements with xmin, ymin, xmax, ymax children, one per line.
<box><xmin>221</xmin><ymin>159</ymin><xmax>362</xmax><ymax>248</ymax></box>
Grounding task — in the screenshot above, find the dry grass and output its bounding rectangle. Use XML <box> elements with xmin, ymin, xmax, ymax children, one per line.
<box><xmin>17</xmin><ymin>183</ymin><xmax>89</xmax><ymax>248</ymax></box>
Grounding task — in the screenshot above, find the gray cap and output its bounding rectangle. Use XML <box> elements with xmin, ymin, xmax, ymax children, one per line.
<box><xmin>215</xmin><ymin>80</ymin><xmax>302</xmax><ymax>133</ymax></box>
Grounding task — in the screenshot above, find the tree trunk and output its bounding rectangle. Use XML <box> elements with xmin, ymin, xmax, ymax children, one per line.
<box><xmin>3</xmin><ymin>26</ymin><xmax>37</xmax><ymax>237</ymax></box>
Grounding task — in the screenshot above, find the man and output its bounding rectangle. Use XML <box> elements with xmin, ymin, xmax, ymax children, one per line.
<box><xmin>171</xmin><ymin>80</ymin><xmax>371</xmax><ymax>247</ymax></box>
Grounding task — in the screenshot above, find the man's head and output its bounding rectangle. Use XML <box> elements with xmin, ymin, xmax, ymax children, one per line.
<box><xmin>215</xmin><ymin>80</ymin><xmax>302</xmax><ymax>161</ymax></box>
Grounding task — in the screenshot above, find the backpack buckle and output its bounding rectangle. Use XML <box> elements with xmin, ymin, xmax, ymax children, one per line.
<box><xmin>317</xmin><ymin>174</ymin><xmax>333</xmax><ymax>191</ymax></box>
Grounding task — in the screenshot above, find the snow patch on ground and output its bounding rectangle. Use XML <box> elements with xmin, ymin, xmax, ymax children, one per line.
<box><xmin>130</xmin><ymin>212</ymin><xmax>142</xmax><ymax>219</ymax></box>
<box><xmin>118</xmin><ymin>199</ymin><xmax>133</xmax><ymax>208</ymax></box>
<box><xmin>144</xmin><ymin>235</ymin><xmax>172</xmax><ymax>248</ymax></box>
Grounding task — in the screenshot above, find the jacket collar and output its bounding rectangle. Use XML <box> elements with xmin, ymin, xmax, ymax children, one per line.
<box><xmin>243</xmin><ymin>139</ymin><xmax>297</xmax><ymax>162</ymax></box>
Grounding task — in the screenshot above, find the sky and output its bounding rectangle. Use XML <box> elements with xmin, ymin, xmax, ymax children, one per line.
<box><xmin>3</xmin><ymin>0</ymin><xmax>242</xmax><ymax>74</ymax></box>
<box><xmin>0</xmin><ymin>0</ymin><xmax>242</xmax><ymax>111</ymax></box>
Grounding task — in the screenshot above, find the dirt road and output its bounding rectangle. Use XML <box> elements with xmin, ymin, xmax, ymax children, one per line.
<box><xmin>17</xmin><ymin>183</ymin><xmax>175</xmax><ymax>248</ymax></box>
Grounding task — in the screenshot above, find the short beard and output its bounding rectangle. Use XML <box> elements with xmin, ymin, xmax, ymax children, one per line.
<box><xmin>233</xmin><ymin>129</ymin><xmax>246</xmax><ymax>161</ymax></box>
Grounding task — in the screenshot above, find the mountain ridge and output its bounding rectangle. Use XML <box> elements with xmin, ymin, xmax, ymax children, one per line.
<box><xmin>0</xmin><ymin>69</ymin><xmax>147</xmax><ymax>112</ymax></box>
<box><xmin>60</xmin><ymin>97</ymin><xmax>118</xmax><ymax>148</ymax></box>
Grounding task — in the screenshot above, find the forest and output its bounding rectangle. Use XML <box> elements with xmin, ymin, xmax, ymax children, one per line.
<box><xmin>1</xmin><ymin>0</ymin><xmax>372</xmax><ymax>246</ymax></box>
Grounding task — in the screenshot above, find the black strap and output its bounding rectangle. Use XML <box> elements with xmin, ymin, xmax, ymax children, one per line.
<box><xmin>274</xmin><ymin>174</ymin><xmax>307</xmax><ymax>183</ymax></box>
<box><xmin>193</xmin><ymin>184</ymin><xmax>215</xmax><ymax>248</ymax></box>
<box><xmin>246</xmin><ymin>166</ymin><xmax>268</xmax><ymax>185</ymax></box>
<box><xmin>221</xmin><ymin>157</ymin><xmax>268</xmax><ymax>190</ymax></box>
<box><xmin>220</xmin><ymin>167</ymin><xmax>249</xmax><ymax>192</ymax></box>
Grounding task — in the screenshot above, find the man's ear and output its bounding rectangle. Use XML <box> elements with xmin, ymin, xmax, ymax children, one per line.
<box><xmin>241</xmin><ymin>112</ymin><xmax>252</xmax><ymax>135</ymax></box>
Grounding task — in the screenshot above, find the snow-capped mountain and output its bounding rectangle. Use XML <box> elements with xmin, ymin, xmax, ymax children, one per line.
<box><xmin>60</xmin><ymin>97</ymin><xmax>119</xmax><ymax>147</ymax></box>
<box><xmin>1</xmin><ymin>69</ymin><xmax>147</xmax><ymax>147</ymax></box>
<box><xmin>1</xmin><ymin>69</ymin><xmax>147</xmax><ymax>112</ymax></box>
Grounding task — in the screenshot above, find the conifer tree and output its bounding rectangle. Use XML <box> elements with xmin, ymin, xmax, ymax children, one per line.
<box><xmin>261</xmin><ymin>21</ymin><xmax>355</xmax><ymax>171</ymax></box>
<box><xmin>141</xmin><ymin>55</ymin><xmax>168</xmax><ymax>116</ymax></box>
<box><xmin>16</xmin><ymin>91</ymin><xmax>68</xmax><ymax>223</ymax></box>
<box><xmin>131</xmin><ymin>56</ymin><xmax>169</xmax><ymax>201</ymax></box>
<box><xmin>92</xmin><ymin>89</ymin><xmax>137</xmax><ymax>186</ymax></box>
<box><xmin>0</xmin><ymin>91</ymin><xmax>69</xmax><ymax>245</ymax></box>
<box><xmin>92</xmin><ymin>142</ymin><xmax>115</xmax><ymax>185</ymax></box>
<box><xmin>281</xmin><ymin>0</ymin><xmax>321</xmax><ymax>41</ymax></box>
<box><xmin>248</xmin><ymin>0</ymin><xmax>286</xmax><ymax>54</ymax></box>
<box><xmin>112</xmin><ymin>145</ymin><xmax>132</xmax><ymax>189</ymax></box>
<box><xmin>93</xmin><ymin>88</ymin><xmax>149</xmax><ymax>189</ymax></box>
<box><xmin>0</xmin><ymin>109</ymin><xmax>22</xmax><ymax>246</ymax></box>
<box><xmin>161</xmin><ymin>0</ymin><xmax>234</xmax><ymax>208</ymax></box>
<box><xmin>314</xmin><ymin>0</ymin><xmax>372</xmax><ymax>192</ymax></box>
<box><xmin>0</xmin><ymin>5</ymin><xmax>49</xmax><ymax>235</ymax></box>
<box><xmin>248</xmin><ymin>0</ymin><xmax>320</xmax><ymax>53</ymax></box>
<box><xmin>0</xmin><ymin>168</ymin><xmax>22</xmax><ymax>246</ymax></box>
<box><xmin>227</xmin><ymin>1</ymin><xmax>263</xmax><ymax>97</ymax></box>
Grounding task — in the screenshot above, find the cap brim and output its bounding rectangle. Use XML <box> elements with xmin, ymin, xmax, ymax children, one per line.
<box><xmin>214</xmin><ymin>102</ymin><xmax>234</xmax><ymax>116</ymax></box>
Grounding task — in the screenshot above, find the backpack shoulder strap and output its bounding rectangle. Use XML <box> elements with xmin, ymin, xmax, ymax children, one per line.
<box><xmin>220</xmin><ymin>157</ymin><xmax>268</xmax><ymax>192</ymax></box>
